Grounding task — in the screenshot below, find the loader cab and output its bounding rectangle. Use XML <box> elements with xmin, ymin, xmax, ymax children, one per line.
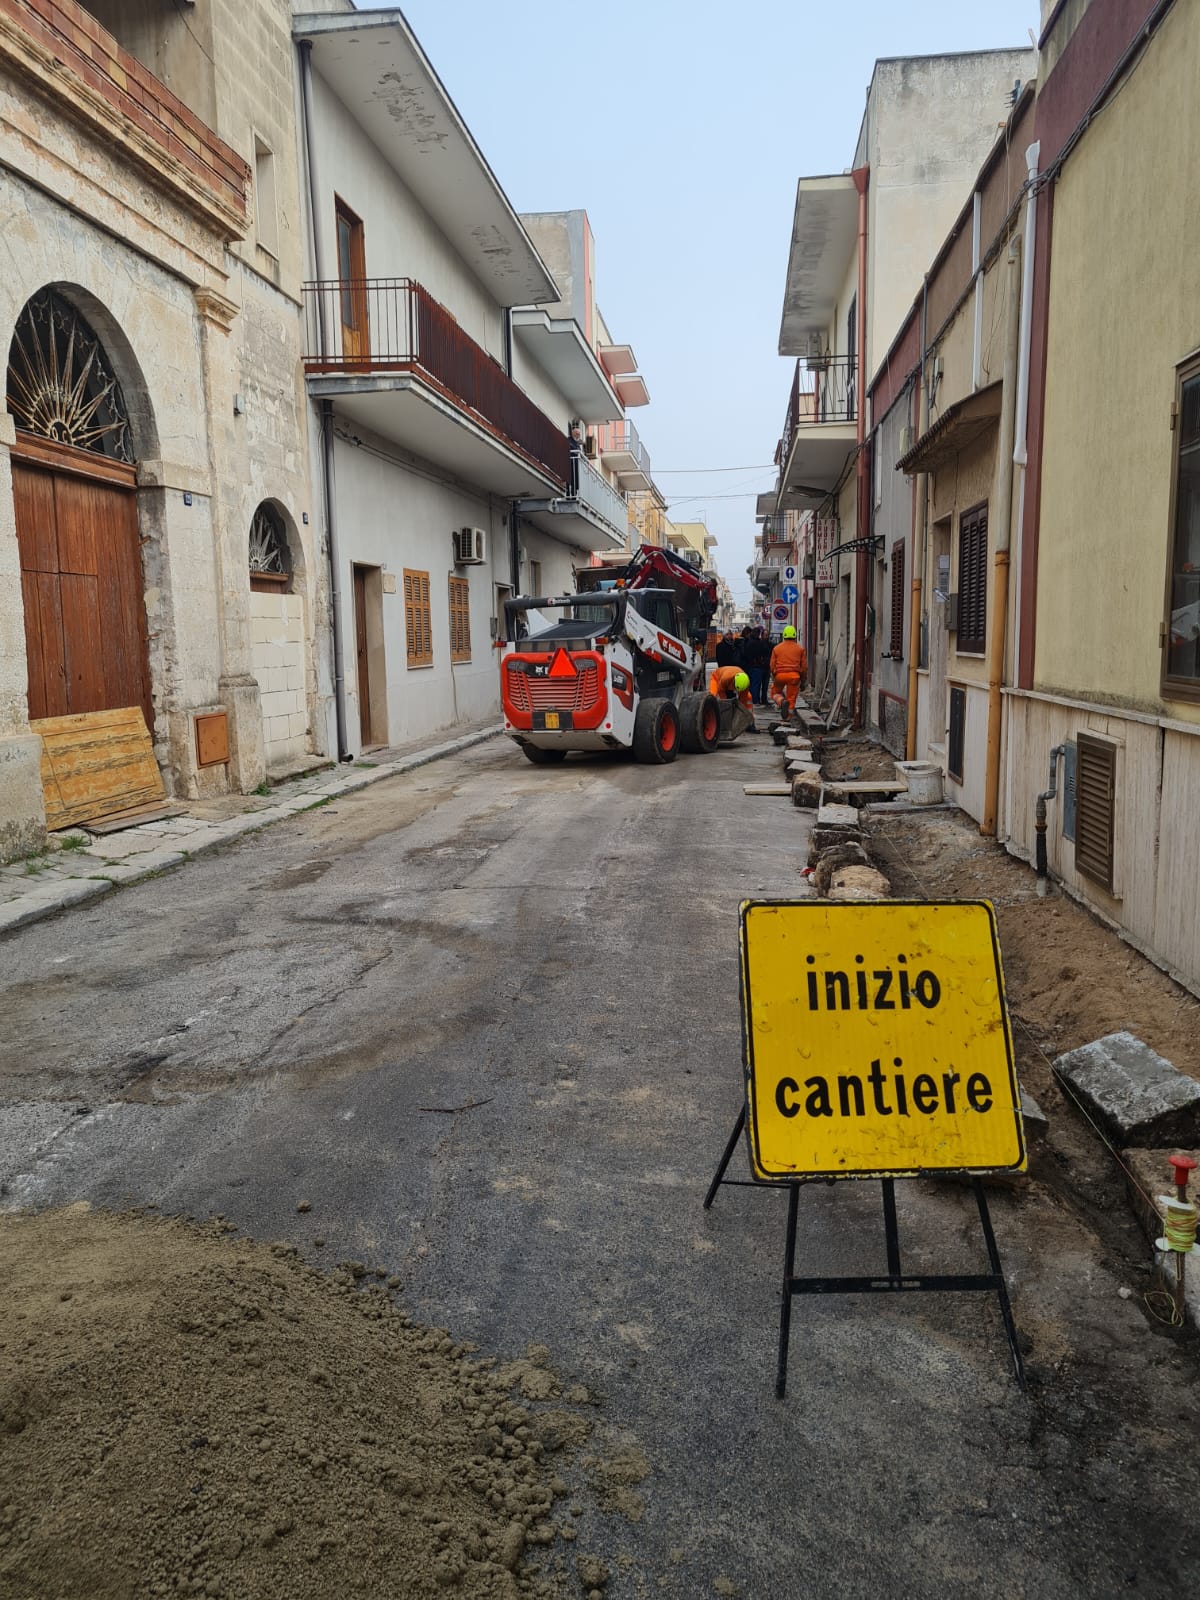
<box><xmin>503</xmin><ymin>592</ymin><xmax>623</xmax><ymax>650</ymax></box>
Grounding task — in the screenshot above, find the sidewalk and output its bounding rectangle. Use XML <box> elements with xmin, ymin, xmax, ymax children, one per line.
<box><xmin>0</xmin><ymin>721</ymin><xmax>501</xmax><ymax>937</ymax></box>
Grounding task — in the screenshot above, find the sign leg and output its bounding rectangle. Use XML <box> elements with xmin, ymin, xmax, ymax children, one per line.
<box><xmin>881</xmin><ymin>1178</ymin><xmax>902</xmax><ymax>1281</ymax></box>
<box><xmin>703</xmin><ymin>1103</ymin><xmax>747</xmax><ymax>1210</ymax></box>
<box><xmin>775</xmin><ymin>1181</ymin><xmax>801</xmax><ymax>1400</ymax></box>
<box><xmin>972</xmin><ymin>1177</ymin><xmax>1026</xmax><ymax>1391</ymax></box>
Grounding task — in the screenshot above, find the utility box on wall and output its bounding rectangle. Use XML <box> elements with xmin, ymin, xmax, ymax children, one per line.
<box><xmin>195</xmin><ymin>711</ymin><xmax>230</xmax><ymax>768</ymax></box>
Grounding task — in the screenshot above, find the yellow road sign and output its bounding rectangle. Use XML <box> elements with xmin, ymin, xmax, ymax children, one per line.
<box><xmin>740</xmin><ymin>900</ymin><xmax>1025</xmax><ymax>1180</ymax></box>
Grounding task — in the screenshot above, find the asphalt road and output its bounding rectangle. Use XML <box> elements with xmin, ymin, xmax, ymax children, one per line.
<box><xmin>2</xmin><ymin>734</ymin><xmax>1196</xmax><ymax>1598</ymax></box>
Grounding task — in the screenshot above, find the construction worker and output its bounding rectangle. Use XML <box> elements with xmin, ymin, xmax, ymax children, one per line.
<box><xmin>769</xmin><ymin>626</ymin><xmax>807</xmax><ymax>719</ymax></box>
<box><xmin>708</xmin><ymin>665</ymin><xmax>754</xmax><ymax>711</ymax></box>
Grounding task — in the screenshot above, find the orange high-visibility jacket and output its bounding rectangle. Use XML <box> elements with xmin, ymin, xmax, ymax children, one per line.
<box><xmin>708</xmin><ymin>665</ymin><xmax>753</xmax><ymax>706</ymax></box>
<box><xmin>770</xmin><ymin>640</ymin><xmax>807</xmax><ymax>682</ymax></box>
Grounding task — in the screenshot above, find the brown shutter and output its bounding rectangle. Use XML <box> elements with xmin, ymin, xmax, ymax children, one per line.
<box><xmin>889</xmin><ymin>540</ymin><xmax>905</xmax><ymax>657</ymax></box>
<box><xmin>449</xmin><ymin>576</ymin><xmax>471</xmax><ymax>663</ymax></box>
<box><xmin>404</xmin><ymin>569</ymin><xmax>433</xmax><ymax>667</ymax></box>
<box><xmin>957</xmin><ymin>503</ymin><xmax>988</xmax><ymax>654</ymax></box>
<box><xmin>1075</xmin><ymin>733</ymin><xmax>1116</xmax><ymax>890</ymax></box>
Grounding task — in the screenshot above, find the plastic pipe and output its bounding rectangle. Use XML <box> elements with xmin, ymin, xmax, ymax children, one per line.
<box><xmin>1035</xmin><ymin>743</ymin><xmax>1066</xmax><ymax>895</ymax></box>
<box><xmin>982</xmin><ymin>236</ymin><xmax>1023</xmax><ymax>837</ymax></box>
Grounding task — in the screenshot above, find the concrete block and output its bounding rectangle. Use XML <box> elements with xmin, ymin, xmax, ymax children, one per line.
<box><xmin>791</xmin><ymin>773</ymin><xmax>822</xmax><ymax>809</ymax></box>
<box><xmin>809</xmin><ymin>824</ymin><xmax>863</xmax><ymax>865</ymax></box>
<box><xmin>813</xmin><ymin>841</ymin><xmax>871</xmax><ymax>895</ymax></box>
<box><xmin>816</xmin><ymin>803</ymin><xmax>859</xmax><ymax>828</ymax></box>
<box><xmin>827</xmin><ymin>866</ymin><xmax>891</xmax><ymax>902</ymax></box>
<box><xmin>1054</xmin><ymin>1032</ymin><xmax>1200</xmax><ymax>1147</ymax></box>
<box><xmin>285</xmin><ymin>667</ymin><xmax>305</xmax><ymax>692</ymax></box>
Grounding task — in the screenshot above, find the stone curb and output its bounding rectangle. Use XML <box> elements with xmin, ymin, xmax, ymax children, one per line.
<box><xmin>0</xmin><ymin>726</ymin><xmax>501</xmax><ymax>937</ymax></box>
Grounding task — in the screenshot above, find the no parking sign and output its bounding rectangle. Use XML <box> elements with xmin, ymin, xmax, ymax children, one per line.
<box><xmin>771</xmin><ymin>602</ymin><xmax>789</xmax><ymax>623</ymax></box>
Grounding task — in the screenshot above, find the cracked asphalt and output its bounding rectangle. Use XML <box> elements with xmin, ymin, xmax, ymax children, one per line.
<box><xmin>1</xmin><ymin>734</ymin><xmax>1197</xmax><ymax>1598</ymax></box>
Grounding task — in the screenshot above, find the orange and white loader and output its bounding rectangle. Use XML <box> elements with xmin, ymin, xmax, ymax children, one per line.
<box><xmin>498</xmin><ymin>544</ymin><xmax>751</xmax><ymax>765</ymax></box>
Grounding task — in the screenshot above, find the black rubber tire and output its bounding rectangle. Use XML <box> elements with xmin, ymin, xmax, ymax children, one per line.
<box><xmin>631</xmin><ymin>698</ymin><xmax>680</xmax><ymax>764</ymax></box>
<box><xmin>519</xmin><ymin>742</ymin><xmax>567</xmax><ymax>765</ymax></box>
<box><xmin>678</xmin><ymin>692</ymin><xmax>721</xmax><ymax>755</ymax></box>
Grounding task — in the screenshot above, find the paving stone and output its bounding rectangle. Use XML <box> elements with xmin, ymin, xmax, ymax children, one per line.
<box><xmin>816</xmin><ymin>802</ymin><xmax>859</xmax><ymax>828</ymax></box>
<box><xmin>1054</xmin><ymin>1031</ymin><xmax>1200</xmax><ymax>1147</ymax></box>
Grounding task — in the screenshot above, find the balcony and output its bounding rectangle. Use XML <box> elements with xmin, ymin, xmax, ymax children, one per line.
<box><xmin>302</xmin><ymin>278</ymin><xmax>569</xmax><ymax>495</ymax></box>
<box><xmin>515</xmin><ymin>449</ymin><xmax>627</xmax><ymax>553</ymax></box>
<box><xmin>595</xmin><ymin>419</ymin><xmax>652</xmax><ymax>491</ymax></box>
<box><xmin>761</xmin><ymin>514</ymin><xmax>793</xmax><ymax>550</ymax></box>
<box><xmin>2</xmin><ymin>0</ymin><xmax>249</xmax><ymax>239</ymax></box>
<box><xmin>775</xmin><ymin>356</ymin><xmax>858</xmax><ymax>513</ymax></box>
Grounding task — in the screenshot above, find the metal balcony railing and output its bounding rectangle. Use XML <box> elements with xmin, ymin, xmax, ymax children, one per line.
<box><xmin>594</xmin><ymin>418</ymin><xmax>652</xmax><ymax>480</ymax></box>
<box><xmin>302</xmin><ymin>278</ymin><xmax>570</xmax><ymax>487</ymax></box>
<box><xmin>778</xmin><ymin>354</ymin><xmax>857</xmax><ymax>467</ymax></box>
<box><xmin>761</xmin><ymin>514</ymin><xmax>792</xmax><ymax>548</ymax></box>
<box><xmin>571</xmin><ymin>451</ymin><xmax>627</xmax><ymax>534</ymax></box>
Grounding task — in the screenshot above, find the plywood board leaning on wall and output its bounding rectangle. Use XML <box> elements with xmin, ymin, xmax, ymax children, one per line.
<box><xmin>33</xmin><ymin>707</ymin><xmax>165</xmax><ymax>831</ymax></box>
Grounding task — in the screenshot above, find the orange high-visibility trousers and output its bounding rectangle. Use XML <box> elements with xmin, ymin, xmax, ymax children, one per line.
<box><xmin>773</xmin><ymin>673</ymin><xmax>802</xmax><ymax>713</ymax></box>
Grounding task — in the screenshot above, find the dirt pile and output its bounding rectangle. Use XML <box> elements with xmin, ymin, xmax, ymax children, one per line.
<box><xmin>0</xmin><ymin>1208</ymin><xmax>589</xmax><ymax>1600</ymax></box>
<box><xmin>872</xmin><ymin>809</ymin><xmax>1200</xmax><ymax>1080</ymax></box>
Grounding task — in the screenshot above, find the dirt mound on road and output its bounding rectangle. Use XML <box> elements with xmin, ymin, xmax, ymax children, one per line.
<box><xmin>0</xmin><ymin>1208</ymin><xmax>579</xmax><ymax>1600</ymax></box>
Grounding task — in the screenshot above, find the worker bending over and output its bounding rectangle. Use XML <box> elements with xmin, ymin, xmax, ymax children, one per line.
<box><xmin>769</xmin><ymin>627</ymin><xmax>807</xmax><ymax>718</ymax></box>
<box><xmin>709</xmin><ymin>666</ymin><xmax>754</xmax><ymax>711</ymax></box>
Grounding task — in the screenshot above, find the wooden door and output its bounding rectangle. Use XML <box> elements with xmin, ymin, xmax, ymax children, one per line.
<box><xmin>353</xmin><ymin>564</ymin><xmax>371</xmax><ymax>745</ymax></box>
<box><xmin>14</xmin><ymin>447</ymin><xmax>151</xmax><ymax>730</ymax></box>
<box><xmin>335</xmin><ymin>197</ymin><xmax>369</xmax><ymax>367</ymax></box>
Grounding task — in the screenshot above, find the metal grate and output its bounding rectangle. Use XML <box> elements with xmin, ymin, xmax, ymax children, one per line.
<box><xmin>1075</xmin><ymin>733</ymin><xmax>1116</xmax><ymax>890</ymax></box>
<box><xmin>504</xmin><ymin>663</ymin><xmax>600</xmax><ymax>714</ymax></box>
<box><xmin>948</xmin><ymin>686</ymin><xmax>966</xmax><ymax>783</ymax></box>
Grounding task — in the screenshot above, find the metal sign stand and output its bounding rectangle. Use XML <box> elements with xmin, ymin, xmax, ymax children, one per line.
<box><xmin>704</xmin><ymin>1104</ymin><xmax>1026</xmax><ymax>1399</ymax></box>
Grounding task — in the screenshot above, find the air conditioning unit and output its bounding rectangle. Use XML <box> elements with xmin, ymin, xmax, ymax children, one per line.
<box><xmin>454</xmin><ymin>527</ymin><xmax>486</xmax><ymax>565</ymax></box>
<box><xmin>583</xmin><ymin>434</ymin><xmax>597</xmax><ymax>459</ymax></box>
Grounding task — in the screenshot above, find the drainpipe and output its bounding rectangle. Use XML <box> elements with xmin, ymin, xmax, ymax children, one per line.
<box><xmin>1010</xmin><ymin>141</ymin><xmax>1040</xmax><ymax>677</ymax></box>
<box><xmin>299</xmin><ymin>38</ymin><xmax>349</xmax><ymax>760</ymax></box>
<box><xmin>851</xmin><ymin>165</ymin><xmax>870</xmax><ymax>728</ymax></box>
<box><xmin>1035</xmin><ymin>744</ymin><xmax>1066</xmax><ymax>896</ymax></box>
<box><xmin>908</xmin><ymin>276</ymin><xmax>934</xmax><ymax>761</ymax></box>
<box><xmin>981</xmin><ymin>235</ymin><xmax>1024</xmax><ymax>837</ymax></box>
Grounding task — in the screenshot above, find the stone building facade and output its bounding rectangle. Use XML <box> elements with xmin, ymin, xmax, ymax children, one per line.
<box><xmin>0</xmin><ymin>0</ymin><xmax>318</xmax><ymax>859</ymax></box>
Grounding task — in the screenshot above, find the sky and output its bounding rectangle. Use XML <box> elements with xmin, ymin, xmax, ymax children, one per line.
<box><xmin>367</xmin><ymin>0</ymin><xmax>1039</xmax><ymax>604</ymax></box>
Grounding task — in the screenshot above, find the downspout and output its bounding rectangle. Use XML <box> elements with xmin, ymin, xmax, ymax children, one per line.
<box><xmin>299</xmin><ymin>37</ymin><xmax>349</xmax><ymax>760</ymax></box>
<box><xmin>904</xmin><ymin>372</ymin><xmax>921</xmax><ymax>758</ymax></box>
<box><xmin>981</xmin><ymin>235</ymin><xmax>1023</xmax><ymax>837</ymax></box>
<box><xmin>905</xmin><ymin>275</ymin><xmax>930</xmax><ymax>761</ymax></box>
<box><xmin>1011</xmin><ymin>141</ymin><xmax>1040</xmax><ymax>679</ymax></box>
<box><xmin>851</xmin><ymin>165</ymin><xmax>870</xmax><ymax>728</ymax></box>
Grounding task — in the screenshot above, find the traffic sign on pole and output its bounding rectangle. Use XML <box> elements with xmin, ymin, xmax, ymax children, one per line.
<box><xmin>781</xmin><ymin>584</ymin><xmax>799</xmax><ymax>605</ymax></box>
<box><xmin>783</xmin><ymin>565</ymin><xmax>797</xmax><ymax>583</ymax></box>
<box><xmin>771</xmin><ymin>602</ymin><xmax>789</xmax><ymax>623</ymax></box>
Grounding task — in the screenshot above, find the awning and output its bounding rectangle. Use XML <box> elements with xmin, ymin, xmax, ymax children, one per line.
<box><xmin>897</xmin><ymin>382</ymin><xmax>1003</xmax><ymax>474</ymax></box>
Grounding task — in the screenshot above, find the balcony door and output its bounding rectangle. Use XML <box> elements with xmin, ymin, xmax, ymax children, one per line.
<box><xmin>335</xmin><ymin>197</ymin><xmax>369</xmax><ymax>368</ymax></box>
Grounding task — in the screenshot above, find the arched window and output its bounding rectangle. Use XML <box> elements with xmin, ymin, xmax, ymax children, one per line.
<box><xmin>249</xmin><ymin>501</ymin><xmax>293</xmax><ymax>592</ymax></box>
<box><xmin>6</xmin><ymin>288</ymin><xmax>133</xmax><ymax>462</ymax></box>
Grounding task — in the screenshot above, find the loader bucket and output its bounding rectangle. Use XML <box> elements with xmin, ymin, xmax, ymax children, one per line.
<box><xmin>716</xmin><ymin>699</ymin><xmax>755</xmax><ymax>746</ymax></box>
